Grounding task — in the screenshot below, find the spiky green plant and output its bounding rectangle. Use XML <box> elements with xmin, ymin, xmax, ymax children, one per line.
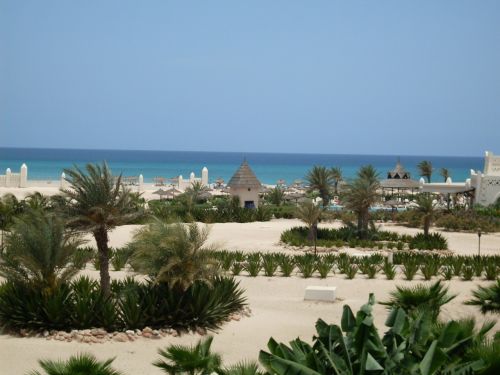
<box><xmin>296</xmin><ymin>255</ymin><xmax>316</xmax><ymax>278</ymax></box>
<box><xmin>383</xmin><ymin>259</ymin><xmax>396</xmax><ymax>280</ymax></box>
<box><xmin>262</xmin><ymin>255</ymin><xmax>278</xmax><ymax>277</ymax></box>
<box><xmin>401</xmin><ymin>259</ymin><xmax>420</xmax><ymax>281</ymax></box>
<box><xmin>295</xmin><ymin>200</ymin><xmax>322</xmax><ymax>254</ymax></box>
<box><xmin>465</xmin><ymin>280</ymin><xmax>500</xmax><ymax>314</ymax></box>
<box><xmin>154</xmin><ymin>336</ymin><xmax>222</xmax><ymax>375</ymax></box>
<box><xmin>316</xmin><ymin>261</ymin><xmax>333</xmax><ymax>279</ymax></box>
<box><xmin>63</xmin><ymin>162</ymin><xmax>144</xmax><ymax>296</ymax></box>
<box><xmin>415</xmin><ymin>194</ymin><xmax>437</xmax><ymax>237</ymax></box>
<box><xmin>381</xmin><ymin>281</ymin><xmax>456</xmax><ymax>319</ymax></box>
<box><xmin>345</xmin><ymin>264</ymin><xmax>358</xmax><ymax>279</ymax></box>
<box><xmin>129</xmin><ymin>219</ymin><xmax>218</xmax><ymax>291</ymax></box>
<box><xmin>231</xmin><ymin>262</ymin><xmax>243</xmax><ymax>276</ymax></box>
<box><xmin>244</xmin><ymin>258</ymin><xmax>261</xmax><ymax>277</ymax></box>
<box><xmin>28</xmin><ymin>353</ymin><xmax>123</xmax><ymax>375</ymax></box>
<box><xmin>278</xmin><ymin>256</ymin><xmax>295</xmax><ymax>277</ymax></box>
<box><xmin>0</xmin><ymin>210</ymin><xmax>83</xmax><ymax>293</ymax></box>
<box><xmin>461</xmin><ymin>265</ymin><xmax>474</xmax><ymax>281</ymax></box>
<box><xmin>440</xmin><ymin>266</ymin><xmax>454</xmax><ymax>281</ymax></box>
<box><xmin>484</xmin><ymin>263</ymin><xmax>499</xmax><ymax>281</ymax></box>
<box><xmin>421</xmin><ymin>261</ymin><xmax>439</xmax><ymax>281</ymax></box>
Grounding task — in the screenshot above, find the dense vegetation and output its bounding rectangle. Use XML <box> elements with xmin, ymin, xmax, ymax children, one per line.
<box><xmin>281</xmin><ymin>226</ymin><xmax>448</xmax><ymax>250</ymax></box>
<box><xmin>29</xmin><ymin>287</ymin><xmax>500</xmax><ymax>375</ymax></box>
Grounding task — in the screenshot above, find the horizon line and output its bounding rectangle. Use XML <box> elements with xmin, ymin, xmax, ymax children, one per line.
<box><xmin>0</xmin><ymin>146</ymin><xmax>487</xmax><ymax>159</ymax></box>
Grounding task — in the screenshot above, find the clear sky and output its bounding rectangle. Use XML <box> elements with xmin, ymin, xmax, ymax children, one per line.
<box><xmin>1</xmin><ymin>1</ymin><xmax>499</xmax><ymax>156</ymax></box>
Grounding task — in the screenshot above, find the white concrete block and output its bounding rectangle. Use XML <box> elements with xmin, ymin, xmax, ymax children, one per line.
<box><xmin>304</xmin><ymin>286</ymin><xmax>337</xmax><ymax>302</ymax></box>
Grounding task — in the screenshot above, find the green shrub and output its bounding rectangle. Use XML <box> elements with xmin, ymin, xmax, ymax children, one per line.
<box><xmin>278</xmin><ymin>256</ymin><xmax>295</xmax><ymax>277</ymax></box>
<box><xmin>316</xmin><ymin>261</ymin><xmax>332</xmax><ymax>279</ymax></box>
<box><xmin>465</xmin><ymin>280</ymin><xmax>500</xmax><ymax>314</ymax></box>
<box><xmin>382</xmin><ymin>259</ymin><xmax>396</xmax><ymax>280</ymax></box>
<box><xmin>111</xmin><ymin>247</ymin><xmax>132</xmax><ymax>271</ymax></box>
<box><xmin>409</xmin><ymin>232</ymin><xmax>448</xmax><ymax>250</ymax></box>
<box><xmin>484</xmin><ymin>263</ymin><xmax>499</xmax><ymax>280</ymax></box>
<box><xmin>345</xmin><ymin>264</ymin><xmax>358</xmax><ymax>279</ymax></box>
<box><xmin>440</xmin><ymin>266</ymin><xmax>454</xmax><ymax>281</ymax></box>
<box><xmin>381</xmin><ymin>281</ymin><xmax>456</xmax><ymax>319</ymax></box>
<box><xmin>0</xmin><ymin>276</ymin><xmax>246</xmax><ymax>332</ymax></box>
<box><xmin>420</xmin><ymin>261</ymin><xmax>439</xmax><ymax>281</ymax></box>
<box><xmin>262</xmin><ymin>255</ymin><xmax>278</xmax><ymax>277</ymax></box>
<box><xmin>29</xmin><ymin>353</ymin><xmax>123</xmax><ymax>375</ymax></box>
<box><xmin>231</xmin><ymin>262</ymin><xmax>243</xmax><ymax>276</ymax></box>
<box><xmin>462</xmin><ymin>266</ymin><xmax>474</xmax><ymax>281</ymax></box>
<box><xmin>402</xmin><ymin>259</ymin><xmax>419</xmax><ymax>281</ymax></box>
<box><xmin>244</xmin><ymin>255</ymin><xmax>261</xmax><ymax>277</ymax></box>
<box><xmin>72</xmin><ymin>247</ymin><xmax>95</xmax><ymax>270</ymax></box>
<box><xmin>296</xmin><ymin>255</ymin><xmax>316</xmax><ymax>278</ymax></box>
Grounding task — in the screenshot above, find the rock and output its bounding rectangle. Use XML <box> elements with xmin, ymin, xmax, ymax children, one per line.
<box><xmin>135</xmin><ymin>329</ymin><xmax>142</xmax><ymax>335</ymax></box>
<box><xmin>75</xmin><ymin>334</ymin><xmax>83</xmax><ymax>342</ymax></box>
<box><xmin>90</xmin><ymin>336</ymin><xmax>100</xmax><ymax>343</ymax></box>
<box><xmin>196</xmin><ymin>327</ymin><xmax>207</xmax><ymax>336</ymax></box>
<box><xmin>125</xmin><ymin>330</ymin><xmax>135</xmax><ymax>336</ymax></box>
<box><xmin>91</xmin><ymin>328</ymin><xmax>107</xmax><ymax>336</ymax></box>
<box><xmin>43</xmin><ymin>330</ymin><xmax>49</xmax><ymax>337</ymax></box>
<box><xmin>171</xmin><ymin>330</ymin><xmax>178</xmax><ymax>337</ymax></box>
<box><xmin>142</xmin><ymin>332</ymin><xmax>152</xmax><ymax>338</ymax></box>
<box><xmin>152</xmin><ymin>330</ymin><xmax>160</xmax><ymax>336</ymax></box>
<box><xmin>142</xmin><ymin>327</ymin><xmax>153</xmax><ymax>334</ymax></box>
<box><xmin>113</xmin><ymin>333</ymin><xmax>129</xmax><ymax>342</ymax></box>
<box><xmin>231</xmin><ymin>314</ymin><xmax>241</xmax><ymax>321</ymax></box>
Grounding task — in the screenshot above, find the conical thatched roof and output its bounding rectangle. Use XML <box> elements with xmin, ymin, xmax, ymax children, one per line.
<box><xmin>387</xmin><ymin>159</ymin><xmax>411</xmax><ymax>179</ymax></box>
<box><xmin>227</xmin><ymin>160</ymin><xmax>261</xmax><ymax>189</ymax></box>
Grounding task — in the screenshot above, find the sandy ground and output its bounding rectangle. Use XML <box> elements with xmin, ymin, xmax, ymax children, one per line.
<box><xmin>0</xmin><ymin>187</ymin><xmax>499</xmax><ymax>373</ymax></box>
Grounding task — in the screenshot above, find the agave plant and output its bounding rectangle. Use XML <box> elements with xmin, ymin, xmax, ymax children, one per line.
<box><xmin>382</xmin><ymin>259</ymin><xmax>396</xmax><ymax>280</ymax></box>
<box><xmin>278</xmin><ymin>255</ymin><xmax>295</xmax><ymax>277</ymax></box>
<box><xmin>261</xmin><ymin>255</ymin><xmax>279</xmax><ymax>277</ymax></box>
<box><xmin>28</xmin><ymin>353</ymin><xmax>123</xmax><ymax>375</ymax></box>
<box><xmin>465</xmin><ymin>280</ymin><xmax>500</xmax><ymax>314</ymax></box>
<box><xmin>381</xmin><ymin>281</ymin><xmax>456</xmax><ymax>319</ymax></box>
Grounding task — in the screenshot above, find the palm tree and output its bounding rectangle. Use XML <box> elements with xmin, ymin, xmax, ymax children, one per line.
<box><xmin>330</xmin><ymin>167</ymin><xmax>343</xmax><ymax>195</ymax></box>
<box><xmin>0</xmin><ymin>210</ymin><xmax>83</xmax><ymax>293</ymax></box>
<box><xmin>440</xmin><ymin>168</ymin><xmax>451</xmax><ymax>182</ymax></box>
<box><xmin>295</xmin><ymin>200</ymin><xmax>322</xmax><ymax>254</ymax></box>
<box><xmin>184</xmin><ymin>181</ymin><xmax>210</xmax><ymax>203</ymax></box>
<box><xmin>154</xmin><ymin>336</ymin><xmax>222</xmax><ymax>375</ymax></box>
<box><xmin>0</xmin><ymin>193</ymin><xmax>24</xmax><ymax>251</ymax></box>
<box><xmin>129</xmin><ymin>219</ymin><xmax>218</xmax><ymax>291</ymax></box>
<box><xmin>415</xmin><ymin>193</ymin><xmax>436</xmax><ymax>236</ymax></box>
<box><xmin>29</xmin><ymin>353</ymin><xmax>122</xmax><ymax>375</ymax></box>
<box><xmin>343</xmin><ymin>165</ymin><xmax>380</xmax><ymax>238</ymax></box>
<box><xmin>266</xmin><ymin>186</ymin><xmax>285</xmax><ymax>206</ymax></box>
<box><xmin>417</xmin><ymin>160</ymin><xmax>433</xmax><ymax>183</ymax></box>
<box><xmin>465</xmin><ymin>280</ymin><xmax>500</xmax><ymax>314</ymax></box>
<box><xmin>305</xmin><ymin>166</ymin><xmax>334</xmax><ymax>207</ymax></box>
<box><xmin>62</xmin><ymin>162</ymin><xmax>143</xmax><ymax>296</ymax></box>
<box><xmin>380</xmin><ymin>280</ymin><xmax>456</xmax><ymax>320</ymax></box>
<box><xmin>25</xmin><ymin>192</ymin><xmax>50</xmax><ymax>211</ymax></box>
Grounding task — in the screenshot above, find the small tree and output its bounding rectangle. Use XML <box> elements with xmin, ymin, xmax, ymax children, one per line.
<box><xmin>62</xmin><ymin>162</ymin><xmax>143</xmax><ymax>296</ymax></box>
<box><xmin>295</xmin><ymin>200</ymin><xmax>321</xmax><ymax>254</ymax></box>
<box><xmin>330</xmin><ymin>167</ymin><xmax>343</xmax><ymax>195</ymax></box>
<box><xmin>418</xmin><ymin>160</ymin><xmax>433</xmax><ymax>183</ymax></box>
<box><xmin>306</xmin><ymin>166</ymin><xmax>334</xmax><ymax>207</ymax></box>
<box><xmin>0</xmin><ymin>210</ymin><xmax>83</xmax><ymax>293</ymax></box>
<box><xmin>266</xmin><ymin>186</ymin><xmax>285</xmax><ymax>206</ymax></box>
<box><xmin>343</xmin><ymin>165</ymin><xmax>380</xmax><ymax>239</ymax></box>
<box><xmin>416</xmin><ymin>193</ymin><xmax>436</xmax><ymax>236</ymax></box>
<box><xmin>129</xmin><ymin>219</ymin><xmax>219</xmax><ymax>291</ymax></box>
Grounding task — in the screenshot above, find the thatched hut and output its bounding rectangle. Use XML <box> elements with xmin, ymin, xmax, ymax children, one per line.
<box><xmin>227</xmin><ymin>160</ymin><xmax>262</xmax><ymax>208</ymax></box>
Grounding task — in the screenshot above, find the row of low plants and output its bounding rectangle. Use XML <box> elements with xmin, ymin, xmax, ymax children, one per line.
<box><xmin>28</xmin><ymin>281</ymin><xmax>500</xmax><ymax>375</ymax></box>
<box><xmin>211</xmin><ymin>251</ymin><xmax>500</xmax><ymax>281</ymax></box>
<box><xmin>281</xmin><ymin>226</ymin><xmax>448</xmax><ymax>250</ymax></box>
<box><xmin>0</xmin><ymin>276</ymin><xmax>245</xmax><ymax>332</ymax></box>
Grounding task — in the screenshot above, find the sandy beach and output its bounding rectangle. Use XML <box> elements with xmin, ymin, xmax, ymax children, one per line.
<box><xmin>0</xmin><ymin>217</ymin><xmax>499</xmax><ymax>374</ymax></box>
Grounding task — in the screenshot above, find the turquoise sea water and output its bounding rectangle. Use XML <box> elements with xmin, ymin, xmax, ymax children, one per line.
<box><xmin>0</xmin><ymin>148</ymin><xmax>484</xmax><ymax>185</ymax></box>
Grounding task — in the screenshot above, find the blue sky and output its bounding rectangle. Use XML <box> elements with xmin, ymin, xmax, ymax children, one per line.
<box><xmin>1</xmin><ymin>1</ymin><xmax>499</xmax><ymax>156</ymax></box>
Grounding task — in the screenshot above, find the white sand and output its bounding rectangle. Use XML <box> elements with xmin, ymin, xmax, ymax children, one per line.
<box><xmin>0</xmin><ymin>188</ymin><xmax>499</xmax><ymax>373</ymax></box>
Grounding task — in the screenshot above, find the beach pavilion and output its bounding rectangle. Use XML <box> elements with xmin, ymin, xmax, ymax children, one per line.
<box><xmin>380</xmin><ymin>160</ymin><xmax>420</xmax><ymax>200</ymax></box>
<box><xmin>227</xmin><ymin>160</ymin><xmax>262</xmax><ymax>208</ymax></box>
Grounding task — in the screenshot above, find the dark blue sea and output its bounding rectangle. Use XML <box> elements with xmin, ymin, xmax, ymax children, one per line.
<box><xmin>0</xmin><ymin>148</ymin><xmax>484</xmax><ymax>185</ymax></box>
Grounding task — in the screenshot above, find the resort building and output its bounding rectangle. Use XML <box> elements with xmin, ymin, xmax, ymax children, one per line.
<box><xmin>227</xmin><ymin>160</ymin><xmax>261</xmax><ymax>208</ymax></box>
<box><xmin>380</xmin><ymin>160</ymin><xmax>420</xmax><ymax>198</ymax></box>
<box><xmin>0</xmin><ymin>164</ymin><xmax>28</xmax><ymax>188</ymax></box>
<box><xmin>420</xmin><ymin>151</ymin><xmax>500</xmax><ymax>206</ymax></box>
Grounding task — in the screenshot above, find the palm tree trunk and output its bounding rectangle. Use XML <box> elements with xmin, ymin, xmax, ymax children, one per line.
<box><xmin>424</xmin><ymin>217</ymin><xmax>430</xmax><ymax>237</ymax></box>
<box><xmin>93</xmin><ymin>226</ymin><xmax>111</xmax><ymax>297</ymax></box>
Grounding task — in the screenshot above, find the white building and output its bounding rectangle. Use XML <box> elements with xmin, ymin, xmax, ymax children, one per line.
<box><xmin>420</xmin><ymin>151</ymin><xmax>500</xmax><ymax>206</ymax></box>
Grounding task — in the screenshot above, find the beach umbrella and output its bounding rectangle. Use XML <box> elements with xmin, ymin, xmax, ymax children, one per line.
<box><xmin>153</xmin><ymin>189</ymin><xmax>169</xmax><ymax>200</ymax></box>
<box><xmin>285</xmin><ymin>192</ymin><xmax>305</xmax><ymax>205</ymax></box>
<box><xmin>164</xmin><ymin>187</ymin><xmax>182</xmax><ymax>198</ymax></box>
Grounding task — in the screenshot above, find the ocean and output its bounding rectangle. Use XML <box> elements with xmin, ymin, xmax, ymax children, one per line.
<box><xmin>0</xmin><ymin>147</ymin><xmax>484</xmax><ymax>185</ymax></box>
